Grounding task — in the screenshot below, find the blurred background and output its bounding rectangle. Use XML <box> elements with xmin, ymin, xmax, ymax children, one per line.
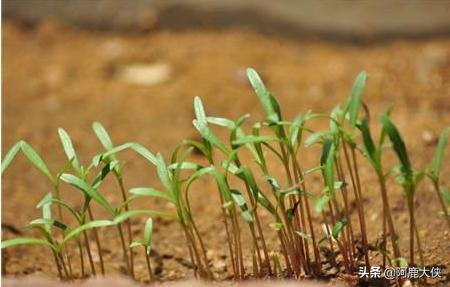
<box><xmin>2</xmin><ymin>0</ymin><xmax>450</xmax><ymax>281</ymax></box>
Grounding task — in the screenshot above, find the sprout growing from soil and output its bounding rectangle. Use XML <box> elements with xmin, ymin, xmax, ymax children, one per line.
<box><xmin>1</xmin><ymin>68</ymin><xmax>447</xmax><ymax>286</ymax></box>
<box><xmin>358</xmin><ymin>113</ymin><xmax>403</xmax><ymax>268</ymax></box>
<box><xmin>130</xmin><ymin>218</ymin><xmax>155</xmax><ymax>281</ymax></box>
<box><xmin>1</xmin><ymin>193</ymin><xmax>70</xmax><ymax>280</ymax></box>
<box><xmin>426</xmin><ymin>127</ymin><xmax>450</xmax><ymax>230</ymax></box>
<box><xmin>381</xmin><ymin>114</ymin><xmax>425</xmax><ymax>266</ymax></box>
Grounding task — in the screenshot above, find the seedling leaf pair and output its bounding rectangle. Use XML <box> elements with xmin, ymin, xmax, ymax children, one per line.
<box><xmin>2</xmin><ymin>141</ymin><xmax>55</xmax><ymax>185</ymax></box>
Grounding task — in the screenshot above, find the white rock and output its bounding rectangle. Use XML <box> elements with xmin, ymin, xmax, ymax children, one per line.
<box><xmin>116</xmin><ymin>63</ymin><xmax>171</xmax><ymax>86</ymax></box>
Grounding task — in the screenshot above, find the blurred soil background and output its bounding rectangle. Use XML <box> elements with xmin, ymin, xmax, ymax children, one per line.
<box><xmin>2</xmin><ymin>0</ymin><xmax>450</xmax><ymax>285</ymax></box>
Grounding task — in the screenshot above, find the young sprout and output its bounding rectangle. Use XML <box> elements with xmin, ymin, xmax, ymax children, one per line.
<box><xmin>58</xmin><ymin>128</ymin><xmax>105</xmax><ymax>276</ymax></box>
<box><xmin>92</xmin><ymin>122</ymin><xmax>136</xmax><ymax>278</ymax></box>
<box><xmin>381</xmin><ymin>114</ymin><xmax>425</xmax><ymax>266</ymax></box>
<box><xmin>130</xmin><ymin>218</ymin><xmax>154</xmax><ymax>281</ymax></box>
<box><xmin>1</xmin><ymin>141</ymin><xmax>75</xmax><ymax>277</ymax></box>
<box><xmin>3</xmin><ymin>67</ymin><xmax>448</xmax><ymax>284</ymax></box>
<box><xmin>1</xmin><ymin>193</ymin><xmax>70</xmax><ymax>279</ymax></box>
<box><xmin>59</xmin><ymin>170</ymin><xmax>170</xmax><ymax>277</ymax></box>
<box><xmin>316</xmin><ymin>138</ymin><xmax>352</xmax><ymax>273</ymax></box>
<box><xmin>193</xmin><ymin>96</ymin><xmax>271</xmax><ymax>277</ymax></box>
<box><xmin>358</xmin><ymin>113</ymin><xmax>403</xmax><ymax>268</ymax></box>
<box><xmin>339</xmin><ymin>71</ymin><xmax>371</xmax><ymax>268</ymax></box>
<box><xmin>426</xmin><ymin>127</ymin><xmax>450</xmax><ymax>230</ymax></box>
<box><xmin>247</xmin><ymin>68</ymin><xmax>320</xmax><ymax>275</ymax></box>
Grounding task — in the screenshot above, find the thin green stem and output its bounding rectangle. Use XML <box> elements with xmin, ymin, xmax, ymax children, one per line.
<box><xmin>117</xmin><ymin>224</ymin><xmax>131</xmax><ymax>275</ymax></box>
<box><xmin>77</xmin><ymin>240</ymin><xmax>85</xmax><ymax>278</ymax></box>
<box><xmin>144</xmin><ymin>248</ymin><xmax>154</xmax><ymax>281</ymax></box>
<box><xmin>117</xmin><ymin>175</ymin><xmax>135</xmax><ymax>279</ymax></box>
<box><xmin>87</xmin><ymin>207</ymin><xmax>105</xmax><ymax>276</ymax></box>
<box><xmin>378</xmin><ymin>174</ymin><xmax>402</xmax><ymax>263</ymax></box>
<box><xmin>432</xmin><ymin>181</ymin><xmax>450</xmax><ymax>231</ymax></box>
<box><xmin>82</xmin><ymin>230</ymin><xmax>96</xmax><ymax>276</ymax></box>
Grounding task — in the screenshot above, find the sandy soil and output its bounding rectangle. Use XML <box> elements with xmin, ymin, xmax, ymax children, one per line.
<box><xmin>1</xmin><ymin>20</ymin><xmax>450</xmax><ymax>285</ymax></box>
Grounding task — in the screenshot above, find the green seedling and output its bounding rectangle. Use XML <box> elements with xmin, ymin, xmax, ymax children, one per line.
<box><xmin>381</xmin><ymin>114</ymin><xmax>425</xmax><ymax>266</ymax></box>
<box><xmin>193</xmin><ymin>96</ymin><xmax>271</xmax><ymax>277</ymax></box>
<box><xmin>59</xmin><ymin>171</ymin><xmax>170</xmax><ymax>277</ymax></box>
<box><xmin>358</xmin><ymin>114</ymin><xmax>402</xmax><ymax>268</ymax></box>
<box><xmin>58</xmin><ymin>128</ymin><xmax>106</xmax><ymax>276</ymax></box>
<box><xmin>339</xmin><ymin>71</ymin><xmax>371</xmax><ymax>268</ymax></box>
<box><xmin>246</xmin><ymin>68</ymin><xmax>320</xmax><ymax>275</ymax></box>
<box><xmin>2</xmin><ymin>68</ymin><xmax>447</xmax><ymax>285</ymax></box>
<box><xmin>426</xmin><ymin>127</ymin><xmax>450</xmax><ymax>230</ymax></box>
<box><xmin>92</xmin><ymin>122</ymin><xmax>136</xmax><ymax>278</ymax></box>
<box><xmin>1</xmin><ymin>141</ymin><xmax>76</xmax><ymax>277</ymax></box>
<box><xmin>130</xmin><ymin>218</ymin><xmax>154</xmax><ymax>281</ymax></box>
<box><xmin>2</xmin><ymin>193</ymin><xmax>70</xmax><ymax>279</ymax></box>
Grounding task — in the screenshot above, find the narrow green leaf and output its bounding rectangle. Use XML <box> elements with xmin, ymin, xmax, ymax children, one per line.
<box><xmin>263</xmin><ymin>175</ymin><xmax>281</xmax><ymax>191</ymax></box>
<box><xmin>358</xmin><ymin>116</ymin><xmax>377</xmax><ymax>165</ymax></box>
<box><xmin>129</xmin><ymin>187</ymin><xmax>175</xmax><ymax>203</ymax></box>
<box><xmin>206</xmin><ymin>116</ymin><xmax>235</xmax><ymax>129</ymax></box>
<box><xmin>36</xmin><ymin>197</ymin><xmax>80</xmax><ymax>222</ymax></box>
<box><xmin>432</xmin><ymin>127</ymin><xmax>449</xmax><ymax>178</ymax></box>
<box><xmin>251</xmin><ymin>123</ymin><xmax>267</xmax><ymax>171</ymax></box>
<box><xmin>345</xmin><ymin>71</ymin><xmax>367</xmax><ymax>135</ymax></box>
<box><xmin>60</xmin><ymin>173</ymin><xmax>114</xmax><ymax>215</ymax></box>
<box><xmin>28</xmin><ymin>218</ymin><xmax>67</xmax><ymax>231</ymax></box>
<box><xmin>246</xmin><ymin>68</ymin><xmax>279</xmax><ymax>123</ymax></box>
<box><xmin>193</xmin><ymin>118</ymin><xmax>229</xmax><ymax>155</ymax></box>
<box><xmin>209</xmin><ymin>167</ymin><xmax>233</xmax><ymax>205</ymax></box>
<box><xmin>329</xmin><ymin>105</ymin><xmax>342</xmax><ymax>134</ymax></box>
<box><xmin>1</xmin><ymin>238</ymin><xmax>56</xmax><ymax>251</ymax></box>
<box><xmin>221</xmin><ymin>160</ymin><xmax>240</xmax><ymax>175</ymax></box>
<box><xmin>99</xmin><ymin>143</ymin><xmax>133</xmax><ymax>160</ymax></box>
<box><xmin>230</xmin><ymin>189</ymin><xmax>253</xmax><ymax>222</ymax></box>
<box><xmin>320</xmin><ymin>138</ymin><xmax>333</xmax><ymax>166</ymax></box>
<box><xmin>257</xmin><ymin>192</ymin><xmax>277</xmax><ymax>215</ymax></box>
<box><xmin>58</xmin><ymin>128</ymin><xmax>81</xmax><ymax>173</ymax></box>
<box><xmin>320</xmin><ymin>139</ymin><xmax>336</xmax><ymax>196</ymax></box>
<box><xmin>305</xmin><ymin>131</ymin><xmax>328</xmax><ymax>147</ymax></box>
<box><xmin>91</xmin><ymin>161</ymin><xmax>116</xmax><ymax>189</ymax></box>
<box><xmin>63</xmin><ymin>220</ymin><xmax>114</xmax><ymax>243</ymax></box>
<box><xmin>113</xmin><ymin>209</ymin><xmax>174</xmax><ymax>225</ymax></box>
<box><xmin>20</xmin><ymin>142</ymin><xmax>55</xmax><ymax>184</ymax></box>
<box><xmin>129</xmin><ymin>143</ymin><xmax>157</xmax><ymax>165</ymax></box>
<box><xmin>324</xmin><ymin>142</ymin><xmax>336</xmax><ymax>195</ymax></box>
<box><xmin>168</xmin><ymin>161</ymin><xmax>202</xmax><ymax>171</ymax></box>
<box><xmin>232</xmin><ymin>135</ymin><xmax>278</xmax><ymax>146</ymax></box>
<box><xmin>380</xmin><ymin>114</ymin><xmax>412</xmax><ymax>176</ymax></box>
<box><xmin>92</xmin><ymin>122</ymin><xmax>114</xmax><ymax>151</ymax></box>
<box><xmin>97</xmin><ymin>142</ymin><xmax>157</xmax><ymax>166</ymax></box>
<box><xmin>290</xmin><ymin>112</ymin><xmax>310</xmax><ymax>148</ymax></box>
<box><xmin>155</xmin><ymin>153</ymin><xmax>172</xmax><ymax>192</ymax></box>
<box><xmin>1</xmin><ymin>141</ymin><xmax>22</xmax><ymax>174</ymax></box>
<box><xmin>41</xmin><ymin>193</ymin><xmax>53</xmax><ymax>233</ymax></box>
<box><xmin>176</xmin><ymin>139</ymin><xmax>212</xmax><ymax>161</ymax></box>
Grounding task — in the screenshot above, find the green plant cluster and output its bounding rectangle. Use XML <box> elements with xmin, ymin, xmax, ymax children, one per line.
<box><xmin>1</xmin><ymin>68</ymin><xmax>449</xmax><ymax>284</ymax></box>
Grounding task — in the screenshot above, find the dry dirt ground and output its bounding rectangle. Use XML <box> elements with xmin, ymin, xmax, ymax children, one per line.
<box><xmin>1</xmin><ymin>20</ymin><xmax>450</xmax><ymax>286</ymax></box>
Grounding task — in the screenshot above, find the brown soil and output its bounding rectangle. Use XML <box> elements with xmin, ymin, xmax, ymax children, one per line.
<box><xmin>2</xmin><ymin>20</ymin><xmax>450</xmax><ymax>285</ymax></box>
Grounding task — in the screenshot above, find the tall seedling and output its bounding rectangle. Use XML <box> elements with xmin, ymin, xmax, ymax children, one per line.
<box><xmin>381</xmin><ymin>115</ymin><xmax>425</xmax><ymax>266</ymax></box>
